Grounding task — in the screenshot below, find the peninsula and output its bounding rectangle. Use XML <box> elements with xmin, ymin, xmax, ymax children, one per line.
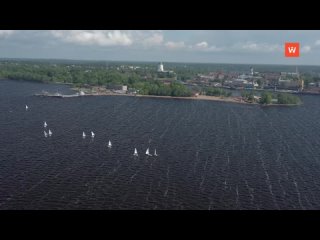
<box><xmin>1</xmin><ymin>59</ymin><xmax>303</xmax><ymax>106</ymax></box>
<box><xmin>34</xmin><ymin>85</ymin><xmax>301</xmax><ymax>106</ymax></box>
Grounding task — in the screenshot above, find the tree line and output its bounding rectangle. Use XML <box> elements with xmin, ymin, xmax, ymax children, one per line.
<box><xmin>0</xmin><ymin>61</ymin><xmax>192</xmax><ymax>97</ymax></box>
<box><xmin>242</xmin><ymin>91</ymin><xmax>301</xmax><ymax>105</ymax></box>
<box><xmin>204</xmin><ymin>87</ymin><xmax>232</xmax><ymax>97</ymax></box>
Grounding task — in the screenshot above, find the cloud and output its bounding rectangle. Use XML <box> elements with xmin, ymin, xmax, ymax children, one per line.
<box><xmin>143</xmin><ymin>33</ymin><xmax>163</xmax><ymax>46</ymax></box>
<box><xmin>47</xmin><ymin>31</ymin><xmax>285</xmax><ymax>54</ymax></box>
<box><xmin>200</xmin><ymin>44</ymin><xmax>225</xmax><ymax>52</ymax></box>
<box><xmin>241</xmin><ymin>42</ymin><xmax>259</xmax><ymax>50</ymax></box>
<box><xmin>301</xmin><ymin>45</ymin><xmax>311</xmax><ymax>53</ymax></box>
<box><xmin>139</xmin><ymin>31</ymin><xmax>164</xmax><ymax>46</ymax></box>
<box><xmin>234</xmin><ymin>42</ymin><xmax>282</xmax><ymax>53</ymax></box>
<box><xmin>192</xmin><ymin>41</ymin><xmax>224</xmax><ymax>52</ymax></box>
<box><xmin>164</xmin><ymin>40</ymin><xmax>282</xmax><ymax>53</ymax></box>
<box><xmin>165</xmin><ymin>41</ymin><xmax>186</xmax><ymax>50</ymax></box>
<box><xmin>164</xmin><ymin>40</ymin><xmax>224</xmax><ymax>52</ymax></box>
<box><xmin>51</xmin><ymin>30</ymin><xmax>133</xmax><ymax>46</ymax></box>
<box><xmin>0</xmin><ymin>30</ymin><xmax>15</xmax><ymax>38</ymax></box>
<box><xmin>195</xmin><ymin>41</ymin><xmax>208</xmax><ymax>49</ymax></box>
<box><xmin>50</xmin><ymin>30</ymin><xmax>166</xmax><ymax>48</ymax></box>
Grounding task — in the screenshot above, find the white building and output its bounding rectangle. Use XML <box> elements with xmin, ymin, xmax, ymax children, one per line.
<box><xmin>157</xmin><ymin>62</ymin><xmax>164</xmax><ymax>72</ymax></box>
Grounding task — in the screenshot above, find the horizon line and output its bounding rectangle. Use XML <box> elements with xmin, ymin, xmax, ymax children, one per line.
<box><xmin>0</xmin><ymin>57</ymin><xmax>319</xmax><ymax>67</ymax></box>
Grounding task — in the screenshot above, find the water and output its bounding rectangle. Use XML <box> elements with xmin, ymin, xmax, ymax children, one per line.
<box><xmin>1</xmin><ymin>79</ymin><xmax>320</xmax><ymax>209</ymax></box>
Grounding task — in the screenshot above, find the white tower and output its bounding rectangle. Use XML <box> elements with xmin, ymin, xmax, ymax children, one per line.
<box><xmin>250</xmin><ymin>67</ymin><xmax>254</xmax><ymax>76</ymax></box>
<box><xmin>158</xmin><ymin>62</ymin><xmax>164</xmax><ymax>72</ymax></box>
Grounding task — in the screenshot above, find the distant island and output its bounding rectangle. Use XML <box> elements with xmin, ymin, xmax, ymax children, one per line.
<box><xmin>0</xmin><ymin>59</ymin><xmax>304</xmax><ymax>106</ymax></box>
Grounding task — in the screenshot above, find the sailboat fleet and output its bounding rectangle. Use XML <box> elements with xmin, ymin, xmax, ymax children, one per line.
<box><xmin>43</xmin><ymin>121</ymin><xmax>52</xmax><ymax>137</ymax></box>
<box><xmin>134</xmin><ymin>147</ymin><xmax>157</xmax><ymax>157</ymax></box>
<box><xmin>79</xmin><ymin>131</ymin><xmax>156</xmax><ymax>157</ymax></box>
<box><xmin>37</xmin><ymin>107</ymin><xmax>157</xmax><ymax>157</ymax></box>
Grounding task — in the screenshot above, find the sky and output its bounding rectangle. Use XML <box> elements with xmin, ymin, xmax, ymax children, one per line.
<box><xmin>0</xmin><ymin>30</ymin><xmax>320</xmax><ymax>65</ymax></box>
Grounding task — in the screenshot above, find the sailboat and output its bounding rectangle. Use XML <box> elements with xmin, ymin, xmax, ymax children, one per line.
<box><xmin>44</xmin><ymin>130</ymin><xmax>48</xmax><ymax>138</ymax></box>
<box><xmin>91</xmin><ymin>131</ymin><xmax>95</xmax><ymax>138</ymax></box>
<box><xmin>48</xmin><ymin>129</ymin><xmax>52</xmax><ymax>136</ymax></box>
<box><xmin>154</xmin><ymin>149</ymin><xmax>158</xmax><ymax>156</ymax></box>
<box><xmin>133</xmin><ymin>148</ymin><xmax>138</xmax><ymax>156</ymax></box>
<box><xmin>82</xmin><ymin>132</ymin><xmax>86</xmax><ymax>138</ymax></box>
<box><xmin>44</xmin><ymin>121</ymin><xmax>47</xmax><ymax>128</ymax></box>
<box><xmin>25</xmin><ymin>105</ymin><xmax>28</xmax><ymax>111</ymax></box>
<box><xmin>108</xmin><ymin>140</ymin><xmax>112</xmax><ymax>148</ymax></box>
<box><xmin>146</xmin><ymin>148</ymin><xmax>152</xmax><ymax>156</ymax></box>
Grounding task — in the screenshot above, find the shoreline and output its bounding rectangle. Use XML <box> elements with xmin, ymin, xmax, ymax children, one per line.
<box><xmin>71</xmin><ymin>86</ymin><xmax>253</xmax><ymax>104</ymax></box>
<box><xmin>36</xmin><ymin>86</ymin><xmax>299</xmax><ymax>106</ymax></box>
<box><xmin>122</xmin><ymin>94</ymin><xmax>301</xmax><ymax>106</ymax></box>
<box><xmin>0</xmin><ymin>79</ymin><xmax>304</xmax><ymax>106</ymax></box>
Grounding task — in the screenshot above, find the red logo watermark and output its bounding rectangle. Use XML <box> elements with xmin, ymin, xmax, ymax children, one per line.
<box><xmin>285</xmin><ymin>42</ymin><xmax>300</xmax><ymax>57</ymax></box>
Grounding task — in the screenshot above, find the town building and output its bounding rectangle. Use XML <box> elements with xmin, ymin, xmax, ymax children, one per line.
<box><xmin>157</xmin><ymin>62</ymin><xmax>164</xmax><ymax>72</ymax></box>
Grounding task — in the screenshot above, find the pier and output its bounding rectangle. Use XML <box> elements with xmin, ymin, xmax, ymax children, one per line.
<box><xmin>33</xmin><ymin>93</ymin><xmax>84</xmax><ymax>98</ymax></box>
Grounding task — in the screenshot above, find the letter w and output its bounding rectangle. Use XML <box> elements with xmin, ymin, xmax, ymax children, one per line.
<box><xmin>288</xmin><ymin>47</ymin><xmax>296</xmax><ymax>53</ymax></box>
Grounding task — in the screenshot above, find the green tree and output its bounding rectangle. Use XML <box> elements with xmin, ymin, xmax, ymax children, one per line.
<box><xmin>260</xmin><ymin>92</ymin><xmax>273</xmax><ymax>104</ymax></box>
<box><xmin>277</xmin><ymin>93</ymin><xmax>301</xmax><ymax>104</ymax></box>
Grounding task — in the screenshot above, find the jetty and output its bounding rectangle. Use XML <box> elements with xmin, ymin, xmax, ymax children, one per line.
<box><xmin>34</xmin><ymin>91</ymin><xmax>86</xmax><ymax>98</ymax></box>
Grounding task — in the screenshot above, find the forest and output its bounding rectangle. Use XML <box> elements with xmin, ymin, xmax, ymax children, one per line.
<box><xmin>0</xmin><ymin>60</ymin><xmax>192</xmax><ymax>97</ymax></box>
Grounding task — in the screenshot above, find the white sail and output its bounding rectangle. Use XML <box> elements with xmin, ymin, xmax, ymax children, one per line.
<box><xmin>44</xmin><ymin>131</ymin><xmax>48</xmax><ymax>137</ymax></box>
<box><xmin>44</xmin><ymin>121</ymin><xmax>47</xmax><ymax>128</ymax></box>
<box><xmin>154</xmin><ymin>149</ymin><xmax>158</xmax><ymax>156</ymax></box>
<box><xmin>91</xmin><ymin>131</ymin><xmax>95</xmax><ymax>138</ymax></box>
<box><xmin>82</xmin><ymin>132</ymin><xmax>86</xmax><ymax>138</ymax></box>
<box><xmin>25</xmin><ymin>105</ymin><xmax>28</xmax><ymax>110</ymax></box>
<box><xmin>146</xmin><ymin>148</ymin><xmax>152</xmax><ymax>156</ymax></box>
<box><xmin>134</xmin><ymin>148</ymin><xmax>138</xmax><ymax>156</ymax></box>
<box><xmin>48</xmin><ymin>129</ymin><xmax>52</xmax><ymax>136</ymax></box>
<box><xmin>108</xmin><ymin>140</ymin><xmax>112</xmax><ymax>148</ymax></box>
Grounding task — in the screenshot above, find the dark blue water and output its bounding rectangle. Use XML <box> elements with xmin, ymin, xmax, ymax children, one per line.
<box><xmin>1</xmin><ymin>79</ymin><xmax>320</xmax><ymax>209</ymax></box>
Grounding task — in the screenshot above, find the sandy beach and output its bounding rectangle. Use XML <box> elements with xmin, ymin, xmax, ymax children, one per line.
<box><xmin>134</xmin><ymin>94</ymin><xmax>251</xmax><ymax>104</ymax></box>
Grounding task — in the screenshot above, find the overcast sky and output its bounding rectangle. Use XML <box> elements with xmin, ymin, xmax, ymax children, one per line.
<box><xmin>0</xmin><ymin>30</ymin><xmax>320</xmax><ymax>65</ymax></box>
